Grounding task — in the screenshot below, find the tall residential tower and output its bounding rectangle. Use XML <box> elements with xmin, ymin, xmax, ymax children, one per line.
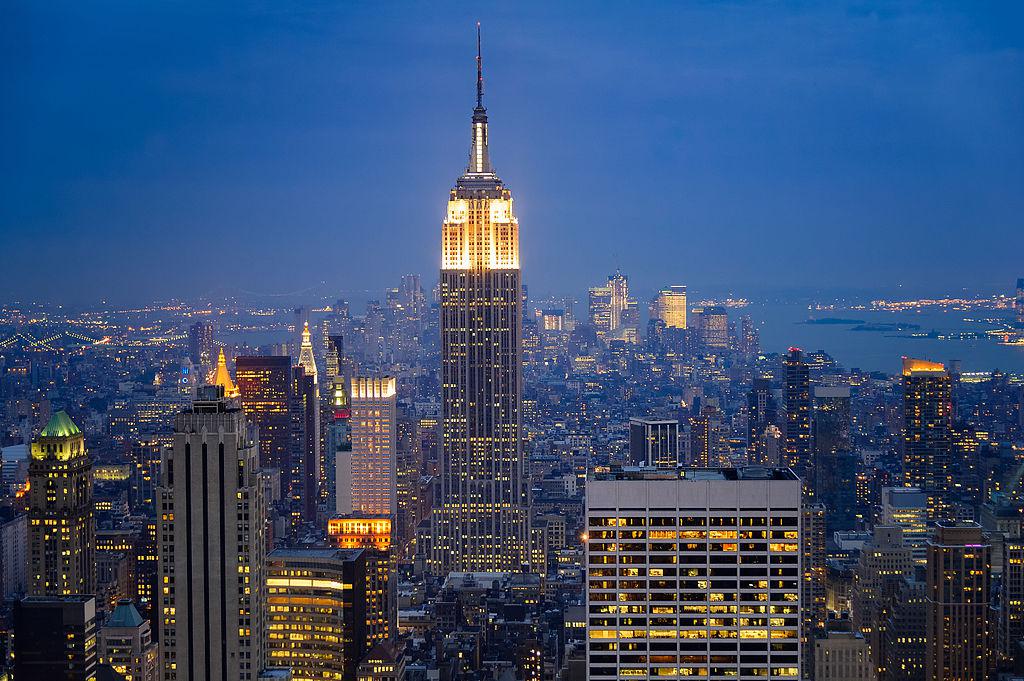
<box><xmin>432</xmin><ymin>27</ymin><xmax>529</xmax><ymax>574</ymax></box>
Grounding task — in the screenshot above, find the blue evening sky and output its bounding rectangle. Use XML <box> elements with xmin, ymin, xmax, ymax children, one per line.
<box><xmin>2</xmin><ymin>2</ymin><xmax>1022</xmax><ymax>304</ymax></box>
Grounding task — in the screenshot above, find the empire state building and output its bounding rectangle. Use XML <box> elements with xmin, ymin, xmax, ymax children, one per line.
<box><xmin>431</xmin><ymin>27</ymin><xmax>528</xmax><ymax>574</ymax></box>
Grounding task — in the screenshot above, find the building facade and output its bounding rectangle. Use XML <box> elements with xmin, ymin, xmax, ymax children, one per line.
<box><xmin>157</xmin><ymin>387</ymin><xmax>267</xmax><ymax>681</ymax></box>
<box><xmin>28</xmin><ymin>410</ymin><xmax>95</xmax><ymax>596</ymax></box>
<box><xmin>585</xmin><ymin>467</ymin><xmax>802</xmax><ymax>680</ymax></box>
<box><xmin>431</xmin><ymin>33</ymin><xmax>529</xmax><ymax>575</ymax></box>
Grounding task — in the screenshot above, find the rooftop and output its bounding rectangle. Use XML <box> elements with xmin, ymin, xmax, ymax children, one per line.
<box><xmin>40</xmin><ymin>410</ymin><xmax>81</xmax><ymax>438</ymax></box>
<box><xmin>589</xmin><ymin>466</ymin><xmax>798</xmax><ymax>482</ymax></box>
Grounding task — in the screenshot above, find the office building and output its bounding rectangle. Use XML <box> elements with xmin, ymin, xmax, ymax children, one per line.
<box><xmin>187</xmin><ymin>320</ymin><xmax>215</xmax><ymax>373</ymax></box>
<box><xmin>902</xmin><ymin>358</ymin><xmax>953</xmax><ymax>518</ymax></box>
<box><xmin>925</xmin><ymin>522</ymin><xmax>992</xmax><ymax>681</ymax></box>
<box><xmin>850</xmin><ymin>526</ymin><xmax>914</xmax><ymax>674</ymax></box>
<box><xmin>813</xmin><ymin>386</ymin><xmax>853</xmax><ymax>518</ymax></box>
<box><xmin>651</xmin><ymin>285</ymin><xmax>687</xmax><ymax>329</ymax></box>
<box><xmin>431</xmin><ymin>31</ymin><xmax>529</xmax><ymax>575</ymax></box>
<box><xmin>882</xmin><ymin>573</ymin><xmax>927</xmax><ymax>681</ymax></box>
<box><xmin>880</xmin><ymin>487</ymin><xmax>930</xmax><ymax>564</ymax></box>
<box><xmin>814</xmin><ymin>631</ymin><xmax>876</xmax><ymax>681</ymax></box>
<box><xmin>158</xmin><ymin>386</ymin><xmax>267</xmax><ymax>681</ymax></box>
<box><xmin>266</xmin><ymin>548</ymin><xmax>368</xmax><ymax>681</ymax></box>
<box><xmin>292</xmin><ymin>364</ymin><xmax>320</xmax><ymax>522</ymax></box>
<box><xmin>783</xmin><ymin>348</ymin><xmax>811</xmax><ymax>477</ymax></box>
<box><xmin>13</xmin><ymin>595</ymin><xmax>97</xmax><ymax>680</ymax></box>
<box><xmin>28</xmin><ymin>410</ymin><xmax>95</xmax><ymax>596</ymax></box>
<box><xmin>326</xmin><ymin>515</ymin><xmax>396</xmax><ymax>648</ymax></box>
<box><xmin>338</xmin><ymin>377</ymin><xmax>397</xmax><ymax>517</ymax></box>
<box><xmin>585</xmin><ymin>467</ymin><xmax>802</xmax><ymax>680</ymax></box>
<box><xmin>628</xmin><ymin>418</ymin><xmax>679</xmax><ymax>468</ymax></box>
<box><xmin>325</xmin><ymin>375</ymin><xmax>353</xmax><ymax>515</ymax></box>
<box><xmin>695</xmin><ymin>306</ymin><xmax>729</xmax><ymax>350</ymax></box>
<box><xmin>747</xmin><ymin>379</ymin><xmax>777</xmax><ymax>465</ymax></box>
<box><xmin>97</xmin><ymin>599</ymin><xmax>159</xmax><ymax>681</ymax></box>
<box><xmin>236</xmin><ymin>355</ymin><xmax>293</xmax><ymax>492</ymax></box>
<box><xmin>1002</xmin><ymin>536</ymin><xmax>1024</xmax><ymax>660</ymax></box>
<box><xmin>802</xmin><ymin>502</ymin><xmax>827</xmax><ymax>675</ymax></box>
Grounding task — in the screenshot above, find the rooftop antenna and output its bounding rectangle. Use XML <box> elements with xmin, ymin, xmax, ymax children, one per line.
<box><xmin>476</xmin><ymin>22</ymin><xmax>484</xmax><ymax>109</ymax></box>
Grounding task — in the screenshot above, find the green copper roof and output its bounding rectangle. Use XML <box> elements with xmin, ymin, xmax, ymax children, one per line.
<box><xmin>40</xmin><ymin>410</ymin><xmax>81</xmax><ymax>438</ymax></box>
<box><xmin>105</xmin><ymin>600</ymin><xmax>144</xmax><ymax>628</ymax></box>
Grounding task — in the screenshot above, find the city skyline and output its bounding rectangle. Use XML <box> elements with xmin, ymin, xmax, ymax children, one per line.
<box><xmin>3</xmin><ymin>3</ymin><xmax>1023</xmax><ymax>304</ymax></box>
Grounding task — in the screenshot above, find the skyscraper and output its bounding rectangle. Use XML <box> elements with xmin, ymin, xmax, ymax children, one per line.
<box><xmin>585</xmin><ymin>467</ymin><xmax>802</xmax><ymax>680</ymax></box>
<box><xmin>901</xmin><ymin>358</ymin><xmax>953</xmax><ymax>518</ymax></box>
<box><xmin>783</xmin><ymin>348</ymin><xmax>811</xmax><ymax>478</ymax></box>
<box><xmin>187</xmin><ymin>320</ymin><xmax>215</xmax><ymax>373</ymax></box>
<box><xmin>158</xmin><ymin>386</ymin><xmax>267</xmax><ymax>681</ymax></box>
<box><xmin>697</xmin><ymin>306</ymin><xmax>729</xmax><ymax>350</ymax></box>
<box><xmin>747</xmin><ymin>378</ymin><xmax>778</xmax><ymax>464</ymax></box>
<box><xmin>266</xmin><ymin>548</ymin><xmax>368</xmax><ymax>681</ymax></box>
<box><xmin>1016</xmin><ymin>277</ymin><xmax>1024</xmax><ymax>326</ymax></box>
<box><xmin>338</xmin><ymin>376</ymin><xmax>397</xmax><ymax>517</ymax></box>
<box><xmin>650</xmin><ymin>285</ymin><xmax>687</xmax><ymax>329</ymax></box>
<box><xmin>28</xmin><ymin>410</ymin><xmax>95</xmax><ymax>596</ymax></box>
<box><xmin>292</xmin><ymin>364</ymin><xmax>320</xmax><ymax>522</ymax></box>
<box><xmin>925</xmin><ymin>522</ymin><xmax>993</xmax><ymax>681</ymax></box>
<box><xmin>325</xmin><ymin>375</ymin><xmax>352</xmax><ymax>515</ymax></box>
<box><xmin>628</xmin><ymin>417</ymin><xmax>680</xmax><ymax>468</ymax></box>
<box><xmin>432</xmin><ymin>28</ymin><xmax>529</xmax><ymax>575</ymax></box>
<box><xmin>14</xmin><ymin>596</ymin><xmax>97</xmax><ymax>680</ymax></box>
<box><xmin>236</xmin><ymin>355</ymin><xmax>292</xmax><ymax>494</ymax></box>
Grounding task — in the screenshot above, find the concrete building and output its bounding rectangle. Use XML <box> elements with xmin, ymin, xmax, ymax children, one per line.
<box><xmin>585</xmin><ymin>467</ymin><xmax>802</xmax><ymax>680</ymax></box>
<box><xmin>158</xmin><ymin>386</ymin><xmax>267</xmax><ymax>680</ymax></box>
<box><xmin>814</xmin><ymin>631</ymin><xmax>876</xmax><ymax>681</ymax></box>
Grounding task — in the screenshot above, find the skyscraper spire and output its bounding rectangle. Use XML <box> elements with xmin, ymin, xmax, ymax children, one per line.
<box><xmin>464</xmin><ymin>22</ymin><xmax>493</xmax><ymax>178</ymax></box>
<box><xmin>476</xmin><ymin>22</ymin><xmax>484</xmax><ymax>110</ymax></box>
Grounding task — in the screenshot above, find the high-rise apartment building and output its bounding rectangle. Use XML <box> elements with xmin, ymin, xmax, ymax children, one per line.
<box><xmin>925</xmin><ymin>522</ymin><xmax>992</xmax><ymax>681</ymax></box>
<box><xmin>28</xmin><ymin>411</ymin><xmax>95</xmax><ymax>596</ymax></box>
<box><xmin>585</xmin><ymin>467</ymin><xmax>802</xmax><ymax>680</ymax></box>
<box><xmin>266</xmin><ymin>548</ymin><xmax>368</xmax><ymax>681</ymax></box>
<box><xmin>158</xmin><ymin>386</ymin><xmax>267</xmax><ymax>681</ymax></box>
<box><xmin>902</xmin><ymin>358</ymin><xmax>953</xmax><ymax>518</ymax></box>
<box><xmin>432</xmin><ymin>30</ymin><xmax>529</xmax><ymax>575</ymax></box>
<box><xmin>14</xmin><ymin>595</ymin><xmax>97</xmax><ymax>680</ymax></box>
<box><xmin>650</xmin><ymin>285</ymin><xmax>687</xmax><ymax>329</ymax></box>
<box><xmin>236</xmin><ymin>355</ymin><xmax>293</xmax><ymax>491</ymax></box>
<box><xmin>628</xmin><ymin>418</ymin><xmax>680</xmax><ymax>468</ymax></box>
<box><xmin>338</xmin><ymin>377</ymin><xmax>397</xmax><ymax>517</ymax></box>
<box><xmin>783</xmin><ymin>348</ymin><xmax>811</xmax><ymax>478</ymax></box>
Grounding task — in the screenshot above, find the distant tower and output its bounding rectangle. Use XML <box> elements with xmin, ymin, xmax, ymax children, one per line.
<box><xmin>28</xmin><ymin>411</ymin><xmax>95</xmax><ymax>596</ymax></box>
<box><xmin>1016</xmin><ymin>278</ymin><xmax>1024</xmax><ymax>326</ymax></box>
<box><xmin>212</xmin><ymin>348</ymin><xmax>239</xmax><ymax>397</ymax></box>
<box><xmin>902</xmin><ymin>358</ymin><xmax>953</xmax><ymax>518</ymax></box>
<box><xmin>650</xmin><ymin>285</ymin><xmax>687</xmax><ymax>329</ymax></box>
<box><xmin>236</xmin><ymin>355</ymin><xmax>293</xmax><ymax>494</ymax></box>
<box><xmin>188</xmin><ymin>321</ymin><xmax>215</xmax><ymax>372</ymax></box>
<box><xmin>158</xmin><ymin>386</ymin><xmax>267</xmax><ymax>681</ymax></box>
<box><xmin>783</xmin><ymin>348</ymin><xmax>812</xmax><ymax>478</ymax></box>
<box><xmin>297</xmin><ymin>320</ymin><xmax>318</xmax><ymax>384</ymax></box>
<box><xmin>747</xmin><ymin>378</ymin><xmax>777</xmax><ymax>464</ymax></box>
<box><xmin>432</xmin><ymin>25</ymin><xmax>529</xmax><ymax>575</ymax></box>
<box><xmin>628</xmin><ymin>418</ymin><xmax>679</xmax><ymax>468</ymax></box>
